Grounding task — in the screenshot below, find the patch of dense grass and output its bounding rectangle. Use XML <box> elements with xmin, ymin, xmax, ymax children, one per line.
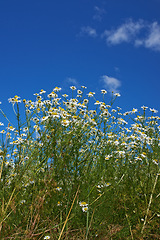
<box><xmin>0</xmin><ymin>87</ymin><xmax>160</xmax><ymax>239</ymax></box>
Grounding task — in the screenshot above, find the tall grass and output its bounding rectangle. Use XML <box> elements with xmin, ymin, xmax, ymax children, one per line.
<box><xmin>0</xmin><ymin>86</ymin><xmax>159</xmax><ymax>239</ymax></box>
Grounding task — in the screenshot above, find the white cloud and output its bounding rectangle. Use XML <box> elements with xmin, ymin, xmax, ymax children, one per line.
<box><xmin>135</xmin><ymin>22</ymin><xmax>160</xmax><ymax>51</ymax></box>
<box><xmin>80</xmin><ymin>26</ymin><xmax>97</xmax><ymax>37</ymax></box>
<box><xmin>103</xmin><ymin>19</ymin><xmax>144</xmax><ymax>45</ymax></box>
<box><xmin>62</xmin><ymin>77</ymin><xmax>80</xmax><ymax>92</ymax></box>
<box><xmin>79</xmin><ymin>18</ymin><xmax>160</xmax><ymax>52</ymax></box>
<box><xmin>134</xmin><ymin>39</ymin><xmax>144</xmax><ymax>47</ymax></box>
<box><xmin>145</xmin><ymin>22</ymin><xmax>160</xmax><ymax>51</ymax></box>
<box><xmin>93</xmin><ymin>6</ymin><xmax>105</xmax><ymax>21</ymax></box>
<box><xmin>101</xmin><ymin>75</ymin><xmax>121</xmax><ymax>93</ymax></box>
<box><xmin>67</xmin><ymin>77</ymin><xmax>79</xmax><ymax>85</ymax></box>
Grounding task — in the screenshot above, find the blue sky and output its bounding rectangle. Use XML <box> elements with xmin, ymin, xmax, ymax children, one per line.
<box><xmin>0</xmin><ymin>0</ymin><xmax>160</xmax><ymax>124</ymax></box>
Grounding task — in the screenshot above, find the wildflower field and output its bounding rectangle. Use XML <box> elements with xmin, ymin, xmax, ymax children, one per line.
<box><xmin>0</xmin><ymin>86</ymin><xmax>160</xmax><ymax>239</ymax></box>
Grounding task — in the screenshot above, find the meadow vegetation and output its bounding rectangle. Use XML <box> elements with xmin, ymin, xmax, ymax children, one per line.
<box><xmin>0</xmin><ymin>86</ymin><xmax>159</xmax><ymax>239</ymax></box>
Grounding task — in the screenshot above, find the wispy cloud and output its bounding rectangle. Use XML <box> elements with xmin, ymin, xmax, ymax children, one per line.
<box><xmin>79</xmin><ymin>18</ymin><xmax>160</xmax><ymax>52</ymax></box>
<box><xmin>144</xmin><ymin>22</ymin><xmax>160</xmax><ymax>51</ymax></box>
<box><xmin>102</xmin><ymin>19</ymin><xmax>144</xmax><ymax>45</ymax></box>
<box><xmin>93</xmin><ymin>6</ymin><xmax>106</xmax><ymax>21</ymax></box>
<box><xmin>62</xmin><ymin>77</ymin><xmax>80</xmax><ymax>93</ymax></box>
<box><xmin>135</xmin><ymin>22</ymin><xmax>160</xmax><ymax>51</ymax></box>
<box><xmin>101</xmin><ymin>75</ymin><xmax>121</xmax><ymax>93</ymax></box>
<box><xmin>102</xmin><ymin>19</ymin><xmax>160</xmax><ymax>52</ymax></box>
<box><xmin>67</xmin><ymin>77</ymin><xmax>79</xmax><ymax>86</ymax></box>
<box><xmin>80</xmin><ymin>26</ymin><xmax>97</xmax><ymax>37</ymax></box>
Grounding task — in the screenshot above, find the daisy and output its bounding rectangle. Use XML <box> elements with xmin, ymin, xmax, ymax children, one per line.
<box><xmin>82</xmin><ymin>206</ymin><xmax>88</xmax><ymax>212</ymax></box>
<box><xmin>70</xmin><ymin>86</ymin><xmax>76</xmax><ymax>90</ymax></box>
<box><xmin>44</xmin><ymin>236</ymin><xmax>50</xmax><ymax>240</ymax></box>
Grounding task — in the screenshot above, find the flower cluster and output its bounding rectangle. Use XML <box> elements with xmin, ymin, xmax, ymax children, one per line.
<box><xmin>79</xmin><ymin>201</ymin><xmax>88</xmax><ymax>212</ymax></box>
<box><xmin>0</xmin><ymin>86</ymin><xmax>159</xmax><ymax>239</ymax></box>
